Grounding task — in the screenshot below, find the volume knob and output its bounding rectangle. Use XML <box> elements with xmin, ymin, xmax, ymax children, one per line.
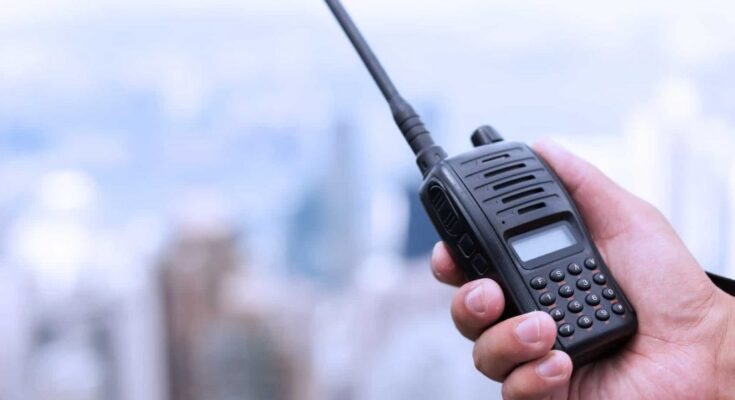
<box><xmin>471</xmin><ymin>125</ymin><xmax>504</xmax><ymax>147</ymax></box>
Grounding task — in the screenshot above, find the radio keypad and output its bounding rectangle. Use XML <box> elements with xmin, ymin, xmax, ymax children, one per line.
<box><xmin>577</xmin><ymin>315</ymin><xmax>593</xmax><ymax>329</ymax></box>
<box><xmin>527</xmin><ymin>255</ymin><xmax>627</xmax><ymax>340</ymax></box>
<box><xmin>595</xmin><ymin>309</ymin><xmax>610</xmax><ymax>321</ymax></box>
<box><xmin>549</xmin><ymin>269</ymin><xmax>565</xmax><ymax>282</ymax></box>
<box><xmin>558</xmin><ymin>285</ymin><xmax>574</xmax><ymax>298</ymax></box>
<box><xmin>549</xmin><ymin>308</ymin><xmax>565</xmax><ymax>321</ymax></box>
<box><xmin>593</xmin><ymin>273</ymin><xmax>607</xmax><ymax>285</ymax></box>
<box><xmin>530</xmin><ymin>276</ymin><xmax>547</xmax><ymax>290</ymax></box>
<box><xmin>576</xmin><ymin>278</ymin><xmax>591</xmax><ymax>291</ymax></box>
<box><xmin>567</xmin><ymin>300</ymin><xmax>583</xmax><ymax>313</ymax></box>
<box><xmin>539</xmin><ymin>292</ymin><xmax>556</xmax><ymax>306</ymax></box>
<box><xmin>558</xmin><ymin>324</ymin><xmax>574</xmax><ymax>337</ymax></box>
<box><xmin>567</xmin><ymin>263</ymin><xmax>582</xmax><ymax>275</ymax></box>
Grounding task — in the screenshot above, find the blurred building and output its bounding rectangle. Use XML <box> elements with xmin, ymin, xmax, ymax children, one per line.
<box><xmin>0</xmin><ymin>266</ymin><xmax>33</xmax><ymax>400</ymax></box>
<box><xmin>402</xmin><ymin>186</ymin><xmax>439</xmax><ymax>260</ymax></box>
<box><xmin>159</xmin><ymin>226</ymin><xmax>314</xmax><ymax>400</ymax></box>
<box><xmin>287</xmin><ymin>121</ymin><xmax>364</xmax><ymax>286</ymax></box>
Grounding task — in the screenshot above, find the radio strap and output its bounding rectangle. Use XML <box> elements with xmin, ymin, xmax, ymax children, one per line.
<box><xmin>707</xmin><ymin>271</ymin><xmax>735</xmax><ymax>296</ymax></box>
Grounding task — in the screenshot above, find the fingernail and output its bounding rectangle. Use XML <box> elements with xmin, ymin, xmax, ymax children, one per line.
<box><xmin>465</xmin><ymin>285</ymin><xmax>486</xmax><ymax>314</ymax></box>
<box><xmin>430</xmin><ymin>244</ymin><xmax>441</xmax><ymax>278</ymax></box>
<box><xmin>515</xmin><ymin>314</ymin><xmax>541</xmax><ymax>343</ymax></box>
<box><xmin>431</xmin><ymin>242</ymin><xmax>439</xmax><ymax>261</ymax></box>
<box><xmin>431</xmin><ymin>241</ymin><xmax>440</xmax><ymax>254</ymax></box>
<box><xmin>537</xmin><ymin>353</ymin><xmax>565</xmax><ymax>378</ymax></box>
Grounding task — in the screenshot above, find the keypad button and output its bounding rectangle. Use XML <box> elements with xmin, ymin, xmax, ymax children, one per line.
<box><xmin>567</xmin><ymin>262</ymin><xmax>582</xmax><ymax>275</ymax></box>
<box><xmin>585</xmin><ymin>293</ymin><xmax>601</xmax><ymax>306</ymax></box>
<box><xmin>530</xmin><ymin>276</ymin><xmax>547</xmax><ymax>290</ymax></box>
<box><xmin>558</xmin><ymin>285</ymin><xmax>574</xmax><ymax>298</ymax></box>
<box><xmin>539</xmin><ymin>292</ymin><xmax>556</xmax><ymax>306</ymax></box>
<box><xmin>577</xmin><ymin>315</ymin><xmax>593</xmax><ymax>329</ymax></box>
<box><xmin>549</xmin><ymin>269</ymin><xmax>565</xmax><ymax>282</ymax></box>
<box><xmin>567</xmin><ymin>300</ymin><xmax>583</xmax><ymax>313</ymax></box>
<box><xmin>576</xmin><ymin>278</ymin><xmax>591</xmax><ymax>291</ymax></box>
<box><xmin>593</xmin><ymin>273</ymin><xmax>607</xmax><ymax>285</ymax></box>
<box><xmin>595</xmin><ymin>309</ymin><xmax>610</xmax><ymax>321</ymax></box>
<box><xmin>558</xmin><ymin>323</ymin><xmax>575</xmax><ymax>337</ymax></box>
<box><xmin>549</xmin><ymin>308</ymin><xmax>565</xmax><ymax>321</ymax></box>
<box><xmin>584</xmin><ymin>257</ymin><xmax>597</xmax><ymax>269</ymax></box>
<box><xmin>612</xmin><ymin>303</ymin><xmax>625</xmax><ymax>315</ymax></box>
<box><xmin>602</xmin><ymin>288</ymin><xmax>616</xmax><ymax>300</ymax></box>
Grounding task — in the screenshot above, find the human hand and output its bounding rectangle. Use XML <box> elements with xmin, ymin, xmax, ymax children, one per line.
<box><xmin>430</xmin><ymin>140</ymin><xmax>735</xmax><ymax>399</ymax></box>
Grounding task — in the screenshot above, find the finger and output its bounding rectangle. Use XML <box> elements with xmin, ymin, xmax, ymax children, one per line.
<box><xmin>472</xmin><ymin>311</ymin><xmax>557</xmax><ymax>381</ymax></box>
<box><xmin>532</xmin><ymin>139</ymin><xmax>646</xmax><ymax>243</ymax></box>
<box><xmin>450</xmin><ymin>279</ymin><xmax>505</xmax><ymax>340</ymax></box>
<box><xmin>431</xmin><ymin>242</ymin><xmax>467</xmax><ymax>287</ymax></box>
<box><xmin>501</xmin><ymin>350</ymin><xmax>572</xmax><ymax>400</ymax></box>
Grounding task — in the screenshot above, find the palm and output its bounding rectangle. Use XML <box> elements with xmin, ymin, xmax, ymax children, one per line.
<box><xmin>566</xmin><ymin>198</ymin><xmax>721</xmax><ymax>399</ymax></box>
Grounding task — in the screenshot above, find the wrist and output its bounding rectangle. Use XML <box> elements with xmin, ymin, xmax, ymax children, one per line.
<box><xmin>715</xmin><ymin>294</ymin><xmax>735</xmax><ymax>399</ymax></box>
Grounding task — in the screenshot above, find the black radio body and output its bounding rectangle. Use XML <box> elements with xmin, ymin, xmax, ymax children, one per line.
<box><xmin>420</xmin><ymin>135</ymin><xmax>636</xmax><ymax>365</ymax></box>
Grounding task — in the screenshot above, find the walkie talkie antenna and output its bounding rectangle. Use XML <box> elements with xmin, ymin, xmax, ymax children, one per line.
<box><xmin>324</xmin><ymin>0</ymin><xmax>446</xmax><ymax>175</ymax></box>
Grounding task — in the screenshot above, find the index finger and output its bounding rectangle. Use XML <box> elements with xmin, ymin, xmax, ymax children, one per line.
<box><xmin>532</xmin><ymin>139</ymin><xmax>641</xmax><ymax>243</ymax></box>
<box><xmin>431</xmin><ymin>242</ymin><xmax>467</xmax><ymax>287</ymax></box>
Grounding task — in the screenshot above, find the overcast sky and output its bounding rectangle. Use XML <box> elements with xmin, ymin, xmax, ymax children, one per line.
<box><xmin>1</xmin><ymin>0</ymin><xmax>734</xmax><ymax>277</ymax></box>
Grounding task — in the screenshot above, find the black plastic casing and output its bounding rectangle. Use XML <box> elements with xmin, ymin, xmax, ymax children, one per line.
<box><xmin>419</xmin><ymin>140</ymin><xmax>637</xmax><ymax>366</ymax></box>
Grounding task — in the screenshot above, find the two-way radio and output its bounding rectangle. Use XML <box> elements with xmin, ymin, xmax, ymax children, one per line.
<box><xmin>324</xmin><ymin>0</ymin><xmax>637</xmax><ymax>365</ymax></box>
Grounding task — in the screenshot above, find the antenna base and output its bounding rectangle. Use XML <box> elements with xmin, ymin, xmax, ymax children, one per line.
<box><xmin>389</xmin><ymin>96</ymin><xmax>447</xmax><ymax>174</ymax></box>
<box><xmin>416</xmin><ymin>145</ymin><xmax>447</xmax><ymax>175</ymax></box>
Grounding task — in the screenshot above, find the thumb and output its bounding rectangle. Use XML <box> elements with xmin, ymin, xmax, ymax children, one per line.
<box><xmin>532</xmin><ymin>139</ymin><xmax>643</xmax><ymax>243</ymax></box>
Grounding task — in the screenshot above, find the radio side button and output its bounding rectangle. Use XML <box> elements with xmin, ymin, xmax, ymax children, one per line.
<box><xmin>457</xmin><ymin>234</ymin><xmax>475</xmax><ymax>258</ymax></box>
<box><xmin>471</xmin><ymin>254</ymin><xmax>489</xmax><ymax>275</ymax></box>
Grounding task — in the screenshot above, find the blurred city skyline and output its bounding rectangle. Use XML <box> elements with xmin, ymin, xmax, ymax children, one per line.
<box><xmin>1</xmin><ymin>0</ymin><xmax>734</xmax><ymax>274</ymax></box>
